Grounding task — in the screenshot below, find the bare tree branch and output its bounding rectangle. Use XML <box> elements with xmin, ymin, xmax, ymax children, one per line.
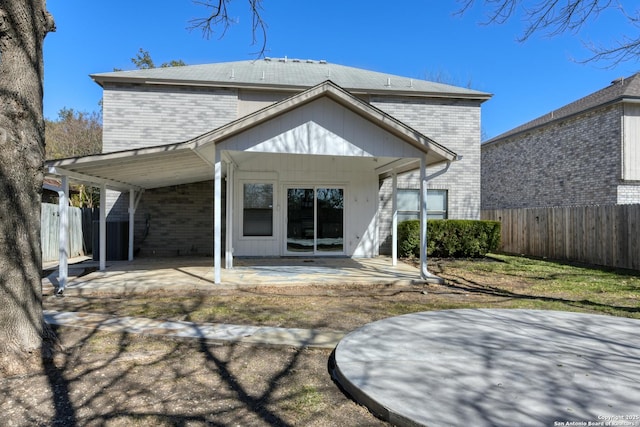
<box><xmin>519</xmin><ymin>0</ymin><xmax>613</xmax><ymax>40</ymax></box>
<box><xmin>456</xmin><ymin>0</ymin><xmax>640</xmax><ymax>65</ymax></box>
<box><xmin>581</xmin><ymin>3</ymin><xmax>640</xmax><ymax>65</ymax></box>
<box><xmin>189</xmin><ymin>0</ymin><xmax>267</xmax><ymax>57</ymax></box>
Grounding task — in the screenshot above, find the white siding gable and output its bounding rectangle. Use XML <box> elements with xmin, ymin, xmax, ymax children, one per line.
<box><xmin>623</xmin><ymin>103</ymin><xmax>640</xmax><ymax>181</ymax></box>
<box><xmin>218</xmin><ymin>97</ymin><xmax>424</xmax><ymax>159</ymax></box>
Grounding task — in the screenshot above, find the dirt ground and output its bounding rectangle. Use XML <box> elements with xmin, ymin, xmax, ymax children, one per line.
<box><xmin>1</xmin><ymin>326</ymin><xmax>387</xmax><ymax>427</ymax></box>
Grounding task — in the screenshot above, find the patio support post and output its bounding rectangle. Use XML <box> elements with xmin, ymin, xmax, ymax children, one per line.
<box><xmin>419</xmin><ymin>157</ymin><xmax>428</xmax><ymax>279</ymax></box>
<box><xmin>99</xmin><ymin>183</ymin><xmax>106</xmax><ymax>271</ymax></box>
<box><xmin>57</xmin><ymin>175</ymin><xmax>69</xmax><ymax>292</ymax></box>
<box><xmin>225</xmin><ymin>161</ymin><xmax>234</xmax><ymax>269</ymax></box>
<box><xmin>128</xmin><ymin>189</ymin><xmax>135</xmax><ymax>261</ymax></box>
<box><xmin>391</xmin><ymin>171</ymin><xmax>398</xmax><ymax>266</ymax></box>
<box><xmin>214</xmin><ymin>155</ymin><xmax>222</xmax><ymax>284</ymax></box>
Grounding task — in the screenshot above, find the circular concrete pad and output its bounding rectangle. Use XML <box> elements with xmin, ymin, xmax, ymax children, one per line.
<box><xmin>333</xmin><ymin>309</ymin><xmax>640</xmax><ymax>427</ymax></box>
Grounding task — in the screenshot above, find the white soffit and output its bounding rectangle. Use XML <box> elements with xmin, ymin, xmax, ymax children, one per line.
<box><xmin>46</xmin><ymin>145</ymin><xmax>213</xmax><ymax>190</ymax></box>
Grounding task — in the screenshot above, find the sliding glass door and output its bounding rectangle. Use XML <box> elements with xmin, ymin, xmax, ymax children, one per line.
<box><xmin>286</xmin><ymin>187</ymin><xmax>344</xmax><ymax>254</ymax></box>
<box><xmin>286</xmin><ymin>188</ymin><xmax>315</xmax><ymax>253</ymax></box>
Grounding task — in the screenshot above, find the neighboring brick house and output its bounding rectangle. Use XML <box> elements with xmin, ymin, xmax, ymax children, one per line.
<box><xmin>46</xmin><ymin>58</ymin><xmax>490</xmax><ymax>283</ymax></box>
<box><xmin>482</xmin><ymin>73</ymin><xmax>640</xmax><ymax>209</ymax></box>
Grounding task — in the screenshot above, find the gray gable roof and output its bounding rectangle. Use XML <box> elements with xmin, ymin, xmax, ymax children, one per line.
<box><xmin>91</xmin><ymin>58</ymin><xmax>491</xmax><ymax>100</ymax></box>
<box><xmin>486</xmin><ymin>72</ymin><xmax>640</xmax><ymax>144</ymax></box>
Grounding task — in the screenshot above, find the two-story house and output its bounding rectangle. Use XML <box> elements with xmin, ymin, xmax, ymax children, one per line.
<box><xmin>482</xmin><ymin>73</ymin><xmax>640</xmax><ymax>209</ymax></box>
<box><xmin>46</xmin><ymin>58</ymin><xmax>490</xmax><ymax>283</ymax></box>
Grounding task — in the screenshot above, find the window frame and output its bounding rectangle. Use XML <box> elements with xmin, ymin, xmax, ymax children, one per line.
<box><xmin>241</xmin><ymin>181</ymin><xmax>275</xmax><ymax>239</ymax></box>
<box><xmin>397</xmin><ymin>188</ymin><xmax>448</xmax><ymax>221</ymax></box>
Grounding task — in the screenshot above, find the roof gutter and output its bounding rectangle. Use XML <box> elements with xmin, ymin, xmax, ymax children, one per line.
<box><xmin>90</xmin><ymin>75</ymin><xmax>493</xmax><ymax>102</ymax></box>
<box><xmin>484</xmin><ymin>96</ymin><xmax>640</xmax><ymax>146</ymax></box>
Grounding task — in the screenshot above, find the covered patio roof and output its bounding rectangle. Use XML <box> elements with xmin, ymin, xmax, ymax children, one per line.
<box><xmin>45</xmin><ymin>81</ymin><xmax>457</xmax><ymax>190</ymax></box>
<box><xmin>45</xmin><ymin>80</ymin><xmax>456</xmax><ymax>288</ymax></box>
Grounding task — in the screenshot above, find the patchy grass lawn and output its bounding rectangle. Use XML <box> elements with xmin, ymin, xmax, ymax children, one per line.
<box><xmin>429</xmin><ymin>254</ymin><xmax>640</xmax><ymax>318</ymax></box>
<box><xmin>45</xmin><ymin>254</ymin><xmax>640</xmax><ymax>331</ymax></box>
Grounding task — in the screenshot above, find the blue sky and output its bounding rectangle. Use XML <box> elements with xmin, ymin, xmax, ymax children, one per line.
<box><xmin>44</xmin><ymin>1</ymin><xmax>639</xmax><ymax>140</ymax></box>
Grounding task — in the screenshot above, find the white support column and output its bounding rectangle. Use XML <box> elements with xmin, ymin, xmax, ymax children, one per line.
<box><xmin>57</xmin><ymin>176</ymin><xmax>69</xmax><ymax>293</ymax></box>
<box><xmin>391</xmin><ymin>171</ymin><xmax>398</xmax><ymax>266</ymax></box>
<box><xmin>99</xmin><ymin>184</ymin><xmax>107</xmax><ymax>271</ymax></box>
<box><xmin>225</xmin><ymin>161</ymin><xmax>234</xmax><ymax>269</ymax></box>
<box><xmin>128</xmin><ymin>189</ymin><xmax>135</xmax><ymax>261</ymax></box>
<box><xmin>214</xmin><ymin>155</ymin><xmax>222</xmax><ymax>284</ymax></box>
<box><xmin>420</xmin><ymin>157</ymin><xmax>428</xmax><ymax>279</ymax></box>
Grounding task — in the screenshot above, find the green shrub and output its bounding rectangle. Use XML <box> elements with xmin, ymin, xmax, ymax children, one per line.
<box><xmin>397</xmin><ymin>220</ymin><xmax>421</xmax><ymax>259</ymax></box>
<box><xmin>397</xmin><ymin>219</ymin><xmax>500</xmax><ymax>258</ymax></box>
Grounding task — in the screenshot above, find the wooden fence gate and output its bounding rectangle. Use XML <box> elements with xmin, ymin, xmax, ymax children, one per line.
<box><xmin>41</xmin><ymin>203</ymin><xmax>97</xmax><ymax>262</ymax></box>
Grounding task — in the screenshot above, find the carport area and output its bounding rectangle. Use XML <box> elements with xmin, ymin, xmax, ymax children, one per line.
<box><xmin>45</xmin><ymin>82</ymin><xmax>458</xmax><ymax>288</ymax></box>
<box><xmin>42</xmin><ymin>256</ymin><xmax>424</xmax><ymax>295</ymax></box>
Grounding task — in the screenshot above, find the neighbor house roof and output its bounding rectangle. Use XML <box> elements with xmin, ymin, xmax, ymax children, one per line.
<box><xmin>91</xmin><ymin>58</ymin><xmax>492</xmax><ymax>101</ymax></box>
<box><xmin>485</xmin><ymin>72</ymin><xmax>640</xmax><ymax>145</ymax></box>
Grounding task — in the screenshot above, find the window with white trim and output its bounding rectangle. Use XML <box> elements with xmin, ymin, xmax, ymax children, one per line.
<box><xmin>243</xmin><ymin>183</ymin><xmax>273</xmax><ymax>236</ymax></box>
<box><xmin>397</xmin><ymin>189</ymin><xmax>448</xmax><ymax>221</ymax></box>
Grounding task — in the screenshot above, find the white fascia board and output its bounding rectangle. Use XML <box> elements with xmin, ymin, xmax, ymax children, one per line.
<box><xmin>375</xmin><ymin>158</ymin><xmax>421</xmax><ymax>176</ymax></box>
<box><xmin>47</xmin><ymin>166</ymin><xmax>140</xmax><ymax>192</ymax></box>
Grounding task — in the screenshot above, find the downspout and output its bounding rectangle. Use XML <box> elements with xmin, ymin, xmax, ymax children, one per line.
<box><xmin>419</xmin><ymin>156</ymin><xmax>429</xmax><ymax>279</ymax></box>
<box><xmin>420</xmin><ymin>156</ymin><xmax>452</xmax><ymax>284</ymax></box>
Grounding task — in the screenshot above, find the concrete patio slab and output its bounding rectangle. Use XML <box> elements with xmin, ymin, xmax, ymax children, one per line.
<box><xmin>43</xmin><ymin>256</ymin><xmax>426</xmax><ymax>294</ymax></box>
<box><xmin>332</xmin><ymin>309</ymin><xmax>640</xmax><ymax>427</ymax></box>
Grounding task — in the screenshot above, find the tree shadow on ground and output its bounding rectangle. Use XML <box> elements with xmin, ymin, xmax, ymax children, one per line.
<box><xmin>4</xmin><ymin>301</ymin><xmax>383</xmax><ymax>426</ymax></box>
<box><xmin>439</xmin><ymin>269</ymin><xmax>640</xmax><ymax>315</ymax></box>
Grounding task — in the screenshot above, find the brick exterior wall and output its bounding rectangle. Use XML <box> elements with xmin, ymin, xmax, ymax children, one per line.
<box><xmin>482</xmin><ymin>104</ymin><xmax>623</xmax><ymax>209</ymax></box>
<box><xmin>102</xmin><ymin>83</ymin><xmax>238</xmax><ymax>221</ymax></box>
<box><xmin>100</xmin><ymin>84</ymin><xmax>485</xmax><ymax>257</ymax></box>
<box><xmin>102</xmin><ymin>83</ymin><xmax>238</xmax><ymax>152</ymax></box>
<box><xmin>372</xmin><ymin>97</ymin><xmax>483</xmax><ymax>254</ymax></box>
<box><xmin>133</xmin><ymin>181</ymin><xmax>217</xmax><ymax>257</ymax></box>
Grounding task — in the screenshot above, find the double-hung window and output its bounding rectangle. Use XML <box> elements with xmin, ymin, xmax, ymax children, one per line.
<box><xmin>243</xmin><ymin>183</ymin><xmax>273</xmax><ymax>237</ymax></box>
<box><xmin>397</xmin><ymin>189</ymin><xmax>448</xmax><ymax>221</ymax></box>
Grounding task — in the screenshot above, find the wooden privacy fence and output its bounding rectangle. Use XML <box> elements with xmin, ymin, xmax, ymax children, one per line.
<box><xmin>41</xmin><ymin>203</ymin><xmax>90</xmax><ymax>262</ymax></box>
<box><xmin>482</xmin><ymin>205</ymin><xmax>640</xmax><ymax>271</ymax></box>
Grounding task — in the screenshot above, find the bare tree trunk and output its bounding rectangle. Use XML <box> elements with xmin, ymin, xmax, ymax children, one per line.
<box><xmin>0</xmin><ymin>0</ymin><xmax>55</xmax><ymax>375</ymax></box>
